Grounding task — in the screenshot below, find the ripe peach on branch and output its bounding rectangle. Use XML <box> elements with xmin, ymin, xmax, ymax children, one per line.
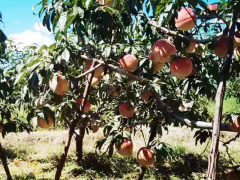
<box><xmin>141</xmin><ymin>90</ymin><xmax>153</xmax><ymax>103</ymax></box>
<box><xmin>170</xmin><ymin>57</ymin><xmax>193</xmax><ymax>80</ymax></box>
<box><xmin>85</xmin><ymin>60</ymin><xmax>104</xmax><ymax>78</ymax></box>
<box><xmin>76</xmin><ymin>97</ymin><xmax>91</xmax><ymax>113</ymax></box>
<box><xmin>137</xmin><ymin>147</ymin><xmax>155</xmax><ymax>167</ymax></box>
<box><xmin>119</xmin><ymin>103</ymin><xmax>134</xmax><ymax>118</ymax></box>
<box><xmin>149</xmin><ymin>39</ymin><xmax>176</xmax><ymax>63</ymax></box>
<box><xmin>115</xmin><ymin>138</ymin><xmax>133</xmax><ymax>157</ymax></box>
<box><xmin>49</xmin><ymin>72</ymin><xmax>69</xmax><ymax>95</ymax></box>
<box><xmin>208</xmin><ymin>4</ymin><xmax>218</xmax><ymax>11</ymax></box>
<box><xmin>0</xmin><ymin>124</ymin><xmax>3</xmax><ymax>133</ymax></box>
<box><xmin>229</xmin><ymin>116</ymin><xmax>240</xmax><ymax>132</ymax></box>
<box><xmin>119</xmin><ymin>54</ymin><xmax>138</xmax><ymax>72</ymax></box>
<box><xmin>37</xmin><ymin>116</ymin><xmax>54</xmax><ymax>129</ymax></box>
<box><xmin>91</xmin><ymin>123</ymin><xmax>99</xmax><ymax>133</ymax></box>
<box><xmin>97</xmin><ymin>0</ymin><xmax>113</xmax><ymax>7</ymax></box>
<box><xmin>213</xmin><ymin>37</ymin><xmax>229</xmax><ymax>57</ymax></box>
<box><xmin>175</xmin><ymin>7</ymin><xmax>196</xmax><ymax>31</ymax></box>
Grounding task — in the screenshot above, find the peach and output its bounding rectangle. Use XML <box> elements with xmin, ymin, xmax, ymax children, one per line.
<box><xmin>119</xmin><ymin>54</ymin><xmax>138</xmax><ymax>72</ymax></box>
<box><xmin>0</xmin><ymin>124</ymin><xmax>3</xmax><ymax>133</ymax></box>
<box><xmin>140</xmin><ymin>90</ymin><xmax>153</xmax><ymax>103</ymax></box>
<box><xmin>119</xmin><ymin>103</ymin><xmax>134</xmax><ymax>118</ymax></box>
<box><xmin>91</xmin><ymin>123</ymin><xmax>99</xmax><ymax>133</ymax></box>
<box><xmin>185</xmin><ymin>41</ymin><xmax>197</xmax><ymax>53</ymax></box>
<box><xmin>137</xmin><ymin>147</ymin><xmax>154</xmax><ymax>167</ymax></box>
<box><xmin>97</xmin><ymin>0</ymin><xmax>112</xmax><ymax>6</ymax></box>
<box><xmin>214</xmin><ymin>37</ymin><xmax>228</xmax><ymax>57</ymax></box>
<box><xmin>92</xmin><ymin>77</ymin><xmax>100</xmax><ymax>86</ymax></box>
<box><xmin>37</xmin><ymin>116</ymin><xmax>54</xmax><ymax>129</ymax></box>
<box><xmin>111</xmin><ymin>90</ymin><xmax>118</xmax><ymax>96</ymax></box>
<box><xmin>149</xmin><ymin>39</ymin><xmax>176</xmax><ymax>63</ymax></box>
<box><xmin>153</xmin><ymin>63</ymin><xmax>165</xmax><ymax>73</ymax></box>
<box><xmin>116</xmin><ymin>139</ymin><xmax>133</xmax><ymax>157</ymax></box>
<box><xmin>234</xmin><ymin>31</ymin><xmax>240</xmax><ymax>47</ymax></box>
<box><xmin>175</xmin><ymin>7</ymin><xmax>196</xmax><ymax>31</ymax></box>
<box><xmin>208</xmin><ymin>4</ymin><xmax>218</xmax><ymax>11</ymax></box>
<box><xmin>85</xmin><ymin>60</ymin><xmax>104</xmax><ymax>78</ymax></box>
<box><xmin>49</xmin><ymin>72</ymin><xmax>69</xmax><ymax>95</ymax></box>
<box><xmin>170</xmin><ymin>57</ymin><xmax>193</xmax><ymax>80</ymax></box>
<box><xmin>227</xmin><ymin>170</ymin><xmax>240</xmax><ymax>180</ymax></box>
<box><xmin>76</xmin><ymin>97</ymin><xmax>91</xmax><ymax>113</ymax></box>
<box><xmin>230</xmin><ymin>116</ymin><xmax>240</xmax><ymax>132</ymax></box>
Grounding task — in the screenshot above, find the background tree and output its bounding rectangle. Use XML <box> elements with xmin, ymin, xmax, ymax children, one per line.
<box><xmin>12</xmin><ymin>0</ymin><xmax>240</xmax><ymax>180</ymax></box>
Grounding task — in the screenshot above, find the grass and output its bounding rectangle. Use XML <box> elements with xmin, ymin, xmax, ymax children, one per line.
<box><xmin>207</xmin><ymin>96</ymin><xmax>240</xmax><ymax>117</ymax></box>
<box><xmin>0</xmin><ymin>125</ymin><xmax>239</xmax><ymax>180</ymax></box>
<box><xmin>0</xmin><ymin>96</ymin><xmax>239</xmax><ymax>179</ymax></box>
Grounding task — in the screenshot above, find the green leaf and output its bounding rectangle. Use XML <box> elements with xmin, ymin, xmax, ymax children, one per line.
<box><xmin>73</xmin><ymin>6</ymin><xmax>84</xmax><ymax>18</ymax></box>
<box><xmin>62</xmin><ymin>48</ymin><xmax>70</xmax><ymax>63</ymax></box>
<box><xmin>59</xmin><ymin>12</ymin><xmax>67</xmax><ymax>32</ymax></box>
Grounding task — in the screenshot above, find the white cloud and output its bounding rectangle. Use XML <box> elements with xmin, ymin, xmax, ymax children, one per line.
<box><xmin>32</xmin><ymin>22</ymin><xmax>53</xmax><ymax>35</ymax></box>
<box><xmin>8</xmin><ymin>22</ymin><xmax>54</xmax><ymax>49</ymax></box>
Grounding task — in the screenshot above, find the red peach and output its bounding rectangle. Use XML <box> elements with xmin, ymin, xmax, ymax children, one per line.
<box><xmin>116</xmin><ymin>139</ymin><xmax>133</xmax><ymax>157</ymax></box>
<box><xmin>91</xmin><ymin>123</ymin><xmax>99</xmax><ymax>133</ymax></box>
<box><xmin>49</xmin><ymin>72</ymin><xmax>69</xmax><ymax>95</ymax></box>
<box><xmin>76</xmin><ymin>97</ymin><xmax>91</xmax><ymax>113</ymax></box>
<box><xmin>0</xmin><ymin>124</ymin><xmax>3</xmax><ymax>133</ymax></box>
<box><xmin>137</xmin><ymin>147</ymin><xmax>155</xmax><ymax>167</ymax></box>
<box><xmin>37</xmin><ymin>116</ymin><xmax>54</xmax><ymax>129</ymax></box>
<box><xmin>111</xmin><ymin>90</ymin><xmax>118</xmax><ymax>96</ymax></box>
<box><xmin>119</xmin><ymin>103</ymin><xmax>134</xmax><ymax>118</ymax></box>
<box><xmin>208</xmin><ymin>4</ymin><xmax>218</xmax><ymax>11</ymax></box>
<box><xmin>170</xmin><ymin>57</ymin><xmax>193</xmax><ymax>80</ymax></box>
<box><xmin>119</xmin><ymin>54</ymin><xmax>138</xmax><ymax>72</ymax></box>
<box><xmin>149</xmin><ymin>39</ymin><xmax>176</xmax><ymax>63</ymax></box>
<box><xmin>175</xmin><ymin>7</ymin><xmax>196</xmax><ymax>31</ymax></box>
<box><xmin>85</xmin><ymin>60</ymin><xmax>104</xmax><ymax>78</ymax></box>
<box><xmin>92</xmin><ymin>77</ymin><xmax>100</xmax><ymax>86</ymax></box>
<box><xmin>141</xmin><ymin>90</ymin><xmax>153</xmax><ymax>103</ymax></box>
<box><xmin>97</xmin><ymin>0</ymin><xmax>112</xmax><ymax>6</ymax></box>
<box><xmin>230</xmin><ymin>116</ymin><xmax>240</xmax><ymax>133</ymax></box>
<box><xmin>214</xmin><ymin>37</ymin><xmax>228</xmax><ymax>57</ymax></box>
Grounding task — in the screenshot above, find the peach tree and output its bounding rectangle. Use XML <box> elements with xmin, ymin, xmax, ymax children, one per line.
<box><xmin>12</xmin><ymin>0</ymin><xmax>240</xmax><ymax>179</ymax></box>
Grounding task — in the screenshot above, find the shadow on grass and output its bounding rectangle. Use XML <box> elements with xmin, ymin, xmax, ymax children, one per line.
<box><xmin>69</xmin><ymin>152</ymin><xmax>230</xmax><ymax>180</ymax></box>
<box><xmin>3</xmin><ymin>148</ymin><xmax>27</xmax><ymax>160</ymax></box>
<box><xmin>70</xmin><ymin>153</ymin><xmax>139</xmax><ymax>179</ymax></box>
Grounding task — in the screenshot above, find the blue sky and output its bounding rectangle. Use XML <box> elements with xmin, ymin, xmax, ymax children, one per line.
<box><xmin>0</xmin><ymin>0</ymin><xmax>41</xmax><ymax>36</ymax></box>
<box><xmin>0</xmin><ymin>0</ymin><xmax>221</xmax><ymax>47</ymax></box>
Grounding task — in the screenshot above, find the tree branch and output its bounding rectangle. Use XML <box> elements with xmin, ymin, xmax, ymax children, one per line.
<box><xmin>145</xmin><ymin>16</ymin><xmax>223</xmax><ymax>44</ymax></box>
<box><xmin>0</xmin><ymin>143</ymin><xmax>12</xmax><ymax>180</ymax></box>
<box><xmin>206</xmin><ymin>9</ymin><xmax>237</xmax><ymax>180</ymax></box>
<box><xmin>81</xmin><ymin>55</ymin><xmax>240</xmax><ymax>133</ymax></box>
<box><xmin>55</xmin><ymin>58</ymin><xmax>95</xmax><ymax>180</ymax></box>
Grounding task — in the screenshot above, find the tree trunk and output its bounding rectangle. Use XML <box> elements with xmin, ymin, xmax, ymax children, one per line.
<box><xmin>138</xmin><ymin>167</ymin><xmax>146</xmax><ymax>180</ymax></box>
<box><xmin>0</xmin><ymin>143</ymin><xmax>12</xmax><ymax>180</ymax></box>
<box><xmin>76</xmin><ymin>118</ymin><xmax>89</xmax><ymax>164</ymax></box>
<box><xmin>206</xmin><ymin>10</ymin><xmax>237</xmax><ymax>180</ymax></box>
<box><xmin>55</xmin><ymin>60</ymin><xmax>95</xmax><ymax>180</ymax></box>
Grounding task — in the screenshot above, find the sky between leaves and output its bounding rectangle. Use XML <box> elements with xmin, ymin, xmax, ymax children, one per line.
<box><xmin>0</xmin><ymin>0</ymin><xmax>221</xmax><ymax>48</ymax></box>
